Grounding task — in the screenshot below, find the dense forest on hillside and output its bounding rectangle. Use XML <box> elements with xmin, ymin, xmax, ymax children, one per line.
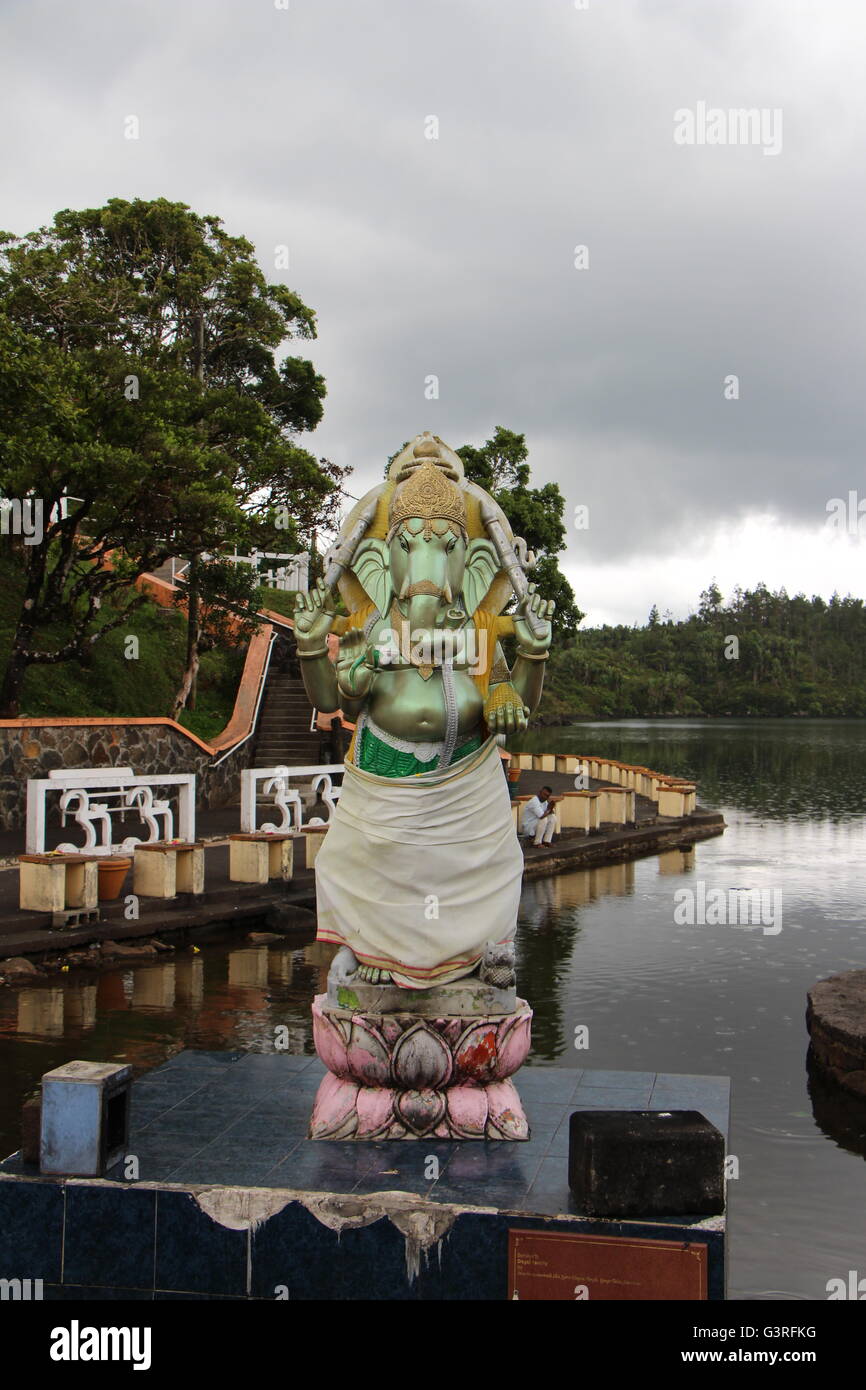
<box><xmin>539</xmin><ymin>582</ymin><xmax>866</xmax><ymax>721</ymax></box>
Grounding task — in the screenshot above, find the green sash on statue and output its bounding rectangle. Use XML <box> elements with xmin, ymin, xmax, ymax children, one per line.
<box><xmin>356</xmin><ymin>723</ymin><xmax>482</xmax><ymax>778</ymax></box>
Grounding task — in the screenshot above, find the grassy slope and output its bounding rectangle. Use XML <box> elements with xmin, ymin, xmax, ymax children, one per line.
<box><xmin>0</xmin><ymin>556</ymin><xmax>244</xmax><ymax>739</ymax></box>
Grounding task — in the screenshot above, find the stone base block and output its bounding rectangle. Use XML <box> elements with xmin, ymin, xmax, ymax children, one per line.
<box><xmin>228</xmin><ymin>833</ymin><xmax>294</xmax><ymax>884</ymax></box>
<box><xmin>133</xmin><ymin>842</ymin><xmax>204</xmax><ymax>898</ymax></box>
<box><xmin>327</xmin><ymin>965</ymin><xmax>517</xmax><ymax>1017</ymax></box>
<box><xmin>19</xmin><ymin>854</ymin><xmax>99</xmax><ymax>913</ymax></box>
<box><xmin>568</xmin><ymin>1110</ymin><xmax>725</xmax><ymax>1217</ymax></box>
<box><xmin>310</xmin><ymin>993</ymin><xmax>532</xmax><ymax>1141</ymax></box>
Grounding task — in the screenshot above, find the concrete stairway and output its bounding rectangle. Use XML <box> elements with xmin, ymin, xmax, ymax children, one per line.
<box><xmin>148</xmin><ymin>558</ymin><xmax>184</xmax><ymax>585</ymax></box>
<box><xmin>252</xmin><ymin>673</ymin><xmax>322</xmax><ymax>768</ymax></box>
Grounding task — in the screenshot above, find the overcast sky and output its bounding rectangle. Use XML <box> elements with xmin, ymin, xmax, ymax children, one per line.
<box><xmin>3</xmin><ymin>0</ymin><xmax>865</xmax><ymax>624</ymax></box>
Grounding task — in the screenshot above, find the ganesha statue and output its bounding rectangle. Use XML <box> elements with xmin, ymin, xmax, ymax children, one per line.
<box><xmin>294</xmin><ymin>432</ymin><xmax>554</xmax><ymax>1140</ymax></box>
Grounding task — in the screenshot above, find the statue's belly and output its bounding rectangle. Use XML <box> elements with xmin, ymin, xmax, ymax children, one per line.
<box><xmin>367</xmin><ymin>667</ymin><xmax>483</xmax><ymax>742</ymax></box>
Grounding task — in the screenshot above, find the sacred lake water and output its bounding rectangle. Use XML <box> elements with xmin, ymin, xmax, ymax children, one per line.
<box><xmin>1</xmin><ymin>718</ymin><xmax>864</xmax><ymax>1300</ymax></box>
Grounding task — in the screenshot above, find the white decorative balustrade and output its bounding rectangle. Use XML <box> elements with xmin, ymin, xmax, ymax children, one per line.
<box><xmin>25</xmin><ymin>768</ymin><xmax>196</xmax><ymax>856</ymax></box>
<box><xmin>227</xmin><ymin>550</ymin><xmax>310</xmax><ymax>593</ymax></box>
<box><xmin>240</xmin><ymin>764</ymin><xmax>344</xmax><ymax>835</ymax></box>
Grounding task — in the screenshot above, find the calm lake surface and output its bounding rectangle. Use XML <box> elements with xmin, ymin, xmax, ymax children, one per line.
<box><xmin>2</xmin><ymin>718</ymin><xmax>865</xmax><ymax>1301</ymax></box>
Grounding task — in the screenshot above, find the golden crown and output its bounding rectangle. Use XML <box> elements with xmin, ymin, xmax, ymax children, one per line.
<box><xmin>388</xmin><ymin>458</ymin><xmax>467</xmax><ymax>536</ymax></box>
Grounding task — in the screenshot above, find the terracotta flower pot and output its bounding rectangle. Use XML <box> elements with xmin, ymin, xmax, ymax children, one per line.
<box><xmin>97</xmin><ymin>856</ymin><xmax>132</xmax><ymax>902</ymax></box>
<box><xmin>507</xmin><ymin>768</ymin><xmax>522</xmax><ymax>783</ymax></box>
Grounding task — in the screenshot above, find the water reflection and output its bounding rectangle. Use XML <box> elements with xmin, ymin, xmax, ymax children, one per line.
<box><xmin>64</xmin><ymin>984</ymin><xmax>97</xmax><ymax>1032</ymax></box>
<box><xmin>520</xmin><ymin>718</ymin><xmax>866</xmax><ymax>823</ymax></box>
<box><xmin>17</xmin><ymin>989</ymin><xmax>65</xmax><ymax>1039</ymax></box>
<box><xmin>228</xmin><ymin>948</ymin><xmax>269</xmax><ymax>990</ymax></box>
<box><xmin>807</xmin><ymin>1051</ymin><xmax>866</xmax><ymax>1162</ymax></box>
<box><xmin>176</xmin><ymin>957</ymin><xmax>204</xmax><ymax>1008</ymax></box>
<box><xmin>0</xmin><ymin>933</ymin><xmax>321</xmax><ymax>1124</ymax></box>
<box><xmin>658</xmin><ymin>848</ymin><xmax>696</xmax><ymax>875</ymax></box>
<box><xmin>132</xmin><ymin>965</ymin><xmax>176</xmax><ymax>1012</ymax></box>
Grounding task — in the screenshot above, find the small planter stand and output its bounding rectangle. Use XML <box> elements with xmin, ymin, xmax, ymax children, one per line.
<box><xmin>598</xmin><ymin>787</ymin><xmax>636</xmax><ymax>827</ymax></box>
<box><xmin>133</xmin><ymin>841</ymin><xmax>205</xmax><ymax>899</ymax></box>
<box><xmin>531</xmin><ymin>753</ymin><xmax>557</xmax><ymax>773</ymax></box>
<box><xmin>18</xmin><ymin>853</ymin><xmax>100</xmax><ymax>923</ymax></box>
<box><xmin>229</xmin><ymin>832</ymin><xmax>295</xmax><ymax>885</ymax></box>
<box><xmin>560</xmin><ymin>790</ymin><xmax>602</xmax><ymax>834</ymax></box>
<box><xmin>299</xmin><ymin>826</ymin><xmax>328</xmax><ymax>869</ymax></box>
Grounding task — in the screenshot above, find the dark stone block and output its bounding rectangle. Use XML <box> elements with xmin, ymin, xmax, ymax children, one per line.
<box><xmin>44</xmin><ymin>1283</ymin><xmax>154</xmax><ymax>1301</ymax></box>
<box><xmin>0</xmin><ymin>1179</ymin><xmax>65</xmax><ymax>1282</ymax></box>
<box><xmin>154</xmin><ymin>1290</ymin><xmax>244</xmax><ymax>1300</ymax></box>
<box><xmin>416</xmin><ymin>1211</ymin><xmax>507</xmax><ymax>1300</ymax></box>
<box><xmin>568</xmin><ymin>1109</ymin><xmax>725</xmax><ymax>1218</ymax></box>
<box><xmin>154</xmin><ymin>1191</ymin><xmax>248</xmax><ymax>1296</ymax></box>
<box><xmin>250</xmin><ymin>1201</ymin><xmax>413</xmax><ymax>1301</ymax></box>
<box><xmin>64</xmin><ymin>1185</ymin><xmax>156</xmax><ymax>1290</ymax></box>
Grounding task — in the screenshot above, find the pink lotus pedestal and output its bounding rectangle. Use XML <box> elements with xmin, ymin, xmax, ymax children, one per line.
<box><xmin>309</xmin><ymin>994</ymin><xmax>533</xmax><ymax>1140</ymax></box>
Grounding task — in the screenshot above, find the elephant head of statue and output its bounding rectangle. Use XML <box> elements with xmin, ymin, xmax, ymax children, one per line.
<box><xmin>350</xmin><ymin>457</ymin><xmax>500</xmax><ymax>638</ymax></box>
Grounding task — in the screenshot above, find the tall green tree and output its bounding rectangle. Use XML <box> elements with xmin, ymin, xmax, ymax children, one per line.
<box><xmin>542</xmin><ymin>581</ymin><xmax>866</xmax><ymax>720</ymax></box>
<box><xmin>457</xmin><ymin>426</ymin><xmax>582</xmax><ymax>639</ymax></box>
<box><xmin>0</xmin><ymin>198</ymin><xmax>339</xmax><ymax>716</ymax></box>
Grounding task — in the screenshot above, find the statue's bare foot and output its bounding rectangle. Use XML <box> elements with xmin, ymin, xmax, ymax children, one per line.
<box><xmin>332</xmin><ymin>946</ymin><xmax>359</xmax><ymax>980</ymax></box>
<box><xmin>356</xmin><ymin>965</ymin><xmax>392</xmax><ymax>984</ymax></box>
<box><xmin>478</xmin><ymin>940</ymin><xmax>516</xmax><ymax>988</ymax></box>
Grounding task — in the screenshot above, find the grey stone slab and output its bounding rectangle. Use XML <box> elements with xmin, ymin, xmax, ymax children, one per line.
<box><xmin>570</xmin><ymin>1086</ymin><xmax>655</xmax><ymax>1109</ymax></box>
<box><xmin>578</xmin><ymin>1070</ymin><xmax>657</xmax><ymax>1090</ymax></box>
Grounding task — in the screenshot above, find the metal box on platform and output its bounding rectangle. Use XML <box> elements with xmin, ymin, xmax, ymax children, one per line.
<box><xmin>40</xmin><ymin>1060</ymin><xmax>132</xmax><ymax>1177</ymax></box>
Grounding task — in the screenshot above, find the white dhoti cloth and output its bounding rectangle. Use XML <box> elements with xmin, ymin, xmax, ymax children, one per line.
<box><xmin>315</xmin><ymin>737</ymin><xmax>524</xmax><ymax>988</ymax></box>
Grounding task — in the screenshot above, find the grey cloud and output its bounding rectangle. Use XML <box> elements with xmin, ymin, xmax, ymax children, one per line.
<box><xmin>2</xmin><ymin>0</ymin><xmax>865</xmax><ymax>582</ymax></box>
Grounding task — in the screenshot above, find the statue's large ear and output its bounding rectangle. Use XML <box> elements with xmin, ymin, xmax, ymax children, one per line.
<box><xmin>351</xmin><ymin>538</ymin><xmax>391</xmax><ymax>614</ymax></box>
<box><xmin>463</xmin><ymin>537</ymin><xmax>500</xmax><ymax>615</ymax></box>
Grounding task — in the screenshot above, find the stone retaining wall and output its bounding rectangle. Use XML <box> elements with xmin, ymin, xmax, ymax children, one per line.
<box><xmin>0</xmin><ymin>721</ymin><xmax>250</xmax><ymax>831</ymax></box>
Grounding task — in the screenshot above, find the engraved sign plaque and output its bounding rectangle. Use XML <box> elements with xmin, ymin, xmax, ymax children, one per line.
<box><xmin>508</xmin><ymin>1230</ymin><xmax>708</xmax><ymax>1300</ymax></box>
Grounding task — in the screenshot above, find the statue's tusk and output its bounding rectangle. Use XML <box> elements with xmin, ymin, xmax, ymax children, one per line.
<box><xmin>475</xmin><ymin>489</ymin><xmax>547</xmax><ymax>641</ymax></box>
<box><xmin>322</xmin><ymin>488</ymin><xmax>384</xmax><ymax>593</ymax></box>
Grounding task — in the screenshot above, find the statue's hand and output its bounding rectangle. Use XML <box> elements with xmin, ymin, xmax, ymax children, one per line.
<box><xmin>512</xmin><ymin>583</ymin><xmax>555</xmax><ymax>657</ymax></box>
<box><xmin>293</xmin><ymin>579</ymin><xmax>336</xmax><ymax>651</ymax></box>
<box><xmin>335</xmin><ymin>627</ymin><xmax>376</xmax><ymax>697</ymax></box>
<box><xmin>484</xmin><ymin>683</ymin><xmax>530</xmax><ymax>736</ymax></box>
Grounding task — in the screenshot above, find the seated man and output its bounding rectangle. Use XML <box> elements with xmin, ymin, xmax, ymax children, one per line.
<box><xmin>521</xmin><ymin>785</ymin><xmax>561</xmax><ymax>846</ymax></box>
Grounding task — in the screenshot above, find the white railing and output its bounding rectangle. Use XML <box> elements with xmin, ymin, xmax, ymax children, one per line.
<box><xmin>168</xmin><ymin>552</ymin><xmax>309</xmax><ymax>593</ymax></box>
<box><xmin>229</xmin><ymin>550</ymin><xmax>309</xmax><ymax>593</ymax></box>
<box><xmin>26</xmin><ymin>768</ymin><xmax>196</xmax><ymax>856</ymax></box>
<box><xmin>240</xmin><ymin>764</ymin><xmax>344</xmax><ymax>835</ymax></box>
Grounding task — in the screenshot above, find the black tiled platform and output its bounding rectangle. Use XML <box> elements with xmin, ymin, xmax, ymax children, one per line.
<box><xmin>0</xmin><ymin>1052</ymin><xmax>729</xmax><ymax>1299</ymax></box>
<box><xmin>2</xmin><ymin>1052</ymin><xmax>729</xmax><ymax>1204</ymax></box>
